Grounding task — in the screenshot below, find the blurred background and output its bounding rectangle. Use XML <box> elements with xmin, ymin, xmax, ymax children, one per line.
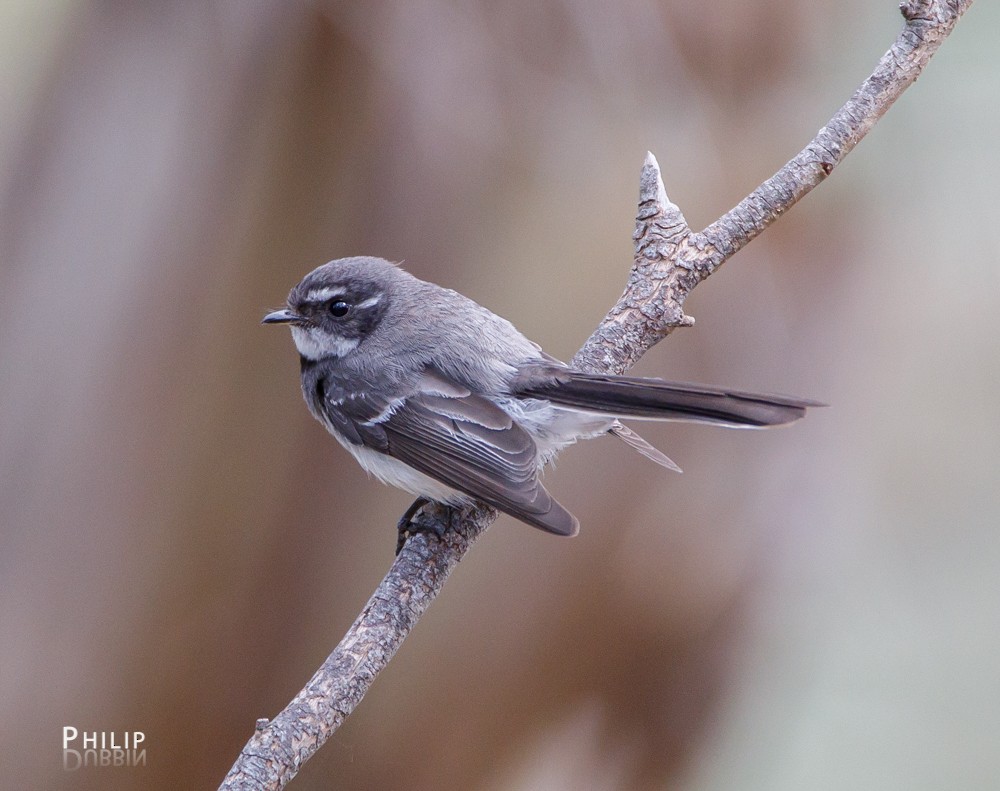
<box><xmin>1</xmin><ymin>1</ymin><xmax>997</xmax><ymax>789</ymax></box>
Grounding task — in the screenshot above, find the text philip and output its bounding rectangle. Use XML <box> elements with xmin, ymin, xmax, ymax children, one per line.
<box><xmin>62</xmin><ymin>727</ymin><xmax>146</xmax><ymax>770</ymax></box>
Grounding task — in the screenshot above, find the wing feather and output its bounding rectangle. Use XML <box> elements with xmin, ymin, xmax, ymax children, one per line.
<box><xmin>321</xmin><ymin>367</ymin><xmax>578</xmax><ymax>536</ymax></box>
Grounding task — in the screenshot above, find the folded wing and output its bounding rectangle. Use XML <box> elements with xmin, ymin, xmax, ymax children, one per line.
<box><xmin>323</xmin><ymin>368</ymin><xmax>579</xmax><ymax>536</ymax></box>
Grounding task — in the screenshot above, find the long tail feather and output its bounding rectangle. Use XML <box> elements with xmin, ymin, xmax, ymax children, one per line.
<box><xmin>516</xmin><ymin>367</ymin><xmax>822</xmax><ymax>428</ymax></box>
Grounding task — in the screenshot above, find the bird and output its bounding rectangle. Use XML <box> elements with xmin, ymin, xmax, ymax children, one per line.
<box><xmin>263</xmin><ymin>256</ymin><xmax>818</xmax><ymax>547</ymax></box>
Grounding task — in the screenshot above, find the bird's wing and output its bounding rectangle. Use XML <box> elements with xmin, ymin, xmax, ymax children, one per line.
<box><xmin>322</xmin><ymin>368</ymin><xmax>578</xmax><ymax>536</ymax></box>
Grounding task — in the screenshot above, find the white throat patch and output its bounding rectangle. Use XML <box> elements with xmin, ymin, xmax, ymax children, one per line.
<box><xmin>290</xmin><ymin>326</ymin><xmax>359</xmax><ymax>360</ymax></box>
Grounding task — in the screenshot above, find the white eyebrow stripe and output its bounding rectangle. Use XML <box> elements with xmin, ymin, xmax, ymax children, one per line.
<box><xmin>305</xmin><ymin>286</ymin><xmax>347</xmax><ymax>302</ymax></box>
<box><xmin>355</xmin><ymin>295</ymin><xmax>382</xmax><ymax>309</ymax></box>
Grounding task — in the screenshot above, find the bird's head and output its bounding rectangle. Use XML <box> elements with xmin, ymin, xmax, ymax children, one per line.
<box><xmin>262</xmin><ymin>257</ymin><xmax>395</xmax><ymax>361</ymax></box>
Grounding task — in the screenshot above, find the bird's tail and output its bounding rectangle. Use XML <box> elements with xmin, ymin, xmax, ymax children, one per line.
<box><xmin>514</xmin><ymin>366</ymin><xmax>822</xmax><ymax>428</ymax></box>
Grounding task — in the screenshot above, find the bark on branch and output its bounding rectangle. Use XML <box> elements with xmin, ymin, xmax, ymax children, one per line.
<box><xmin>220</xmin><ymin>2</ymin><xmax>973</xmax><ymax>787</ymax></box>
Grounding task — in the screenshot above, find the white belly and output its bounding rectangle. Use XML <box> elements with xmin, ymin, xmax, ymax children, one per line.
<box><xmin>344</xmin><ymin>442</ymin><xmax>473</xmax><ymax>504</ymax></box>
<box><xmin>317</xmin><ymin>414</ymin><xmax>472</xmax><ymax>503</ymax></box>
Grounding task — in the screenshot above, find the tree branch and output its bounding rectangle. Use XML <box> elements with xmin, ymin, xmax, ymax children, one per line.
<box><xmin>572</xmin><ymin>0</ymin><xmax>973</xmax><ymax>376</ymax></box>
<box><xmin>220</xmin><ymin>2</ymin><xmax>973</xmax><ymax>788</ymax></box>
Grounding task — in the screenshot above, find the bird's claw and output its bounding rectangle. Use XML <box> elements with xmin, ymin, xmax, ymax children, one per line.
<box><xmin>395</xmin><ymin>498</ymin><xmax>455</xmax><ymax>555</ymax></box>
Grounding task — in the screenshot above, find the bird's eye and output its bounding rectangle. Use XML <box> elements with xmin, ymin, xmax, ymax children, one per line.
<box><xmin>328</xmin><ymin>300</ymin><xmax>351</xmax><ymax>318</ymax></box>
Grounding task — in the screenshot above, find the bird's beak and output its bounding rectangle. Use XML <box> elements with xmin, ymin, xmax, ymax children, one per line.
<box><xmin>261</xmin><ymin>309</ymin><xmax>308</xmax><ymax>326</ymax></box>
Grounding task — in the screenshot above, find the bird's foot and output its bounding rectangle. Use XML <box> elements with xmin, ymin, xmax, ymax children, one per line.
<box><xmin>395</xmin><ymin>498</ymin><xmax>455</xmax><ymax>555</ymax></box>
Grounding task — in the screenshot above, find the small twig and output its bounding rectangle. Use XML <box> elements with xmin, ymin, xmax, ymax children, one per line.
<box><xmin>220</xmin><ymin>2</ymin><xmax>973</xmax><ymax>788</ymax></box>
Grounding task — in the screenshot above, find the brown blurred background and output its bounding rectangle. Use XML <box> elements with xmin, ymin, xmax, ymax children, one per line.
<box><xmin>2</xmin><ymin>1</ymin><xmax>997</xmax><ymax>789</ymax></box>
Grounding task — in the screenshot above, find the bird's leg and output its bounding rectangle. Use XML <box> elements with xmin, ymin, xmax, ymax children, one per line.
<box><xmin>396</xmin><ymin>497</ymin><xmax>429</xmax><ymax>554</ymax></box>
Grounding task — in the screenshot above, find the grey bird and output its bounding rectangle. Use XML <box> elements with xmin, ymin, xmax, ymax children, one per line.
<box><xmin>263</xmin><ymin>256</ymin><xmax>818</xmax><ymax>545</ymax></box>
